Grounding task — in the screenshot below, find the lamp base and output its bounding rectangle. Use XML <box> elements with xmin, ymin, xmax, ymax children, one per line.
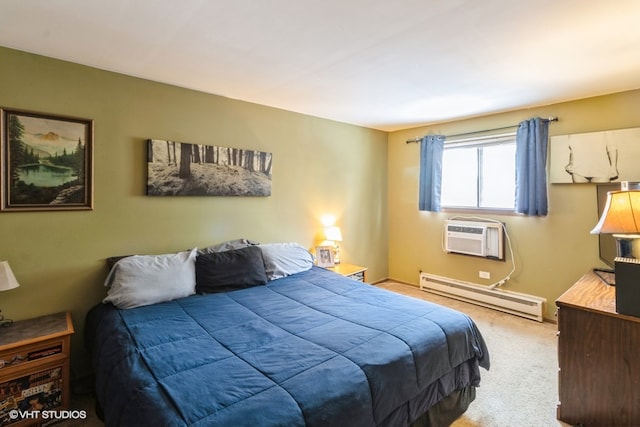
<box><xmin>0</xmin><ymin>309</ymin><xmax>13</xmax><ymax>327</ymax></box>
<box><xmin>615</xmin><ymin>258</ymin><xmax>640</xmax><ymax>317</ymax></box>
<box><xmin>615</xmin><ymin>235</ymin><xmax>640</xmax><ymax>259</ymax></box>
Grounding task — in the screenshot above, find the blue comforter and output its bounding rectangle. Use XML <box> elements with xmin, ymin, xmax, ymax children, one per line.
<box><xmin>87</xmin><ymin>267</ymin><xmax>489</xmax><ymax>426</ymax></box>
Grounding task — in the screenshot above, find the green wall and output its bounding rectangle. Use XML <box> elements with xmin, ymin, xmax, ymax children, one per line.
<box><xmin>4</xmin><ymin>44</ymin><xmax>639</xmax><ymax>380</ymax></box>
<box><xmin>388</xmin><ymin>89</ymin><xmax>640</xmax><ymax>321</ymax></box>
<box><xmin>0</xmin><ymin>47</ymin><xmax>388</xmax><ymax>378</ymax></box>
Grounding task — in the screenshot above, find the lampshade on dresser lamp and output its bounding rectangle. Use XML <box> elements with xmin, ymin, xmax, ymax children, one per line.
<box><xmin>323</xmin><ymin>226</ymin><xmax>343</xmax><ymax>264</ymax></box>
<box><xmin>591</xmin><ymin>189</ymin><xmax>640</xmax><ymax>316</ymax></box>
<box><xmin>0</xmin><ymin>260</ymin><xmax>20</xmax><ymax>327</ymax></box>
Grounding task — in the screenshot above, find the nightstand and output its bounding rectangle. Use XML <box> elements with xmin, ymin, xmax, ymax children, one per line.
<box><xmin>0</xmin><ymin>312</ymin><xmax>74</xmax><ymax>426</ymax></box>
<box><xmin>327</xmin><ymin>263</ymin><xmax>367</xmax><ymax>282</ymax></box>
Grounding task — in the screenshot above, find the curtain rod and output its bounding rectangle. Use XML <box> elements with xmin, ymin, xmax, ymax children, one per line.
<box><xmin>405</xmin><ymin>116</ymin><xmax>558</xmax><ymax>144</ymax></box>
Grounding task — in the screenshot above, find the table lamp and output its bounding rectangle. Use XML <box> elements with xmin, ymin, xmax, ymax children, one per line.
<box><xmin>323</xmin><ymin>226</ymin><xmax>343</xmax><ymax>264</ymax></box>
<box><xmin>591</xmin><ymin>189</ymin><xmax>640</xmax><ymax>315</ymax></box>
<box><xmin>0</xmin><ymin>260</ymin><xmax>20</xmax><ymax>327</ymax></box>
<box><xmin>591</xmin><ymin>190</ymin><xmax>640</xmax><ymax>257</ymax></box>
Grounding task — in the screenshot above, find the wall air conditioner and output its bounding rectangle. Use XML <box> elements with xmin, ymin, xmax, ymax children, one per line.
<box><xmin>444</xmin><ymin>219</ymin><xmax>504</xmax><ymax>260</ymax></box>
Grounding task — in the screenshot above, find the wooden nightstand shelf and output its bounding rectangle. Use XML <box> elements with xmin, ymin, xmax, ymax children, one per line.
<box><xmin>327</xmin><ymin>263</ymin><xmax>367</xmax><ymax>282</ymax></box>
<box><xmin>0</xmin><ymin>312</ymin><xmax>74</xmax><ymax>427</ymax></box>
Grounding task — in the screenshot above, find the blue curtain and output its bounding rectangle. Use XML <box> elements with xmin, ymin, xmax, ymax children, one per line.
<box><xmin>515</xmin><ymin>117</ymin><xmax>550</xmax><ymax>216</ymax></box>
<box><xmin>418</xmin><ymin>135</ymin><xmax>446</xmax><ymax>211</ymax></box>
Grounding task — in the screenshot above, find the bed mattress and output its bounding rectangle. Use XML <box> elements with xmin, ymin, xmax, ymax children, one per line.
<box><xmin>86</xmin><ymin>266</ymin><xmax>489</xmax><ymax>426</ymax></box>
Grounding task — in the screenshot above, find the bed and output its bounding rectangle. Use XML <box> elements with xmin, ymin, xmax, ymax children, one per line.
<box><xmin>85</xmin><ymin>241</ymin><xmax>489</xmax><ymax>426</ymax></box>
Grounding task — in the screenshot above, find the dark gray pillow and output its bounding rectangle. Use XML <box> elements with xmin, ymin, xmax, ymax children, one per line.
<box><xmin>195</xmin><ymin>246</ymin><xmax>267</xmax><ymax>293</ymax></box>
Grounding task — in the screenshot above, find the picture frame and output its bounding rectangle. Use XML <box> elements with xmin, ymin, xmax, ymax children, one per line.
<box><xmin>1</xmin><ymin>109</ymin><xmax>93</xmax><ymax>211</ymax></box>
<box><xmin>315</xmin><ymin>245</ymin><xmax>335</xmax><ymax>268</ymax></box>
<box><xmin>147</xmin><ymin>139</ymin><xmax>272</xmax><ymax>197</ymax></box>
<box><xmin>550</xmin><ymin>127</ymin><xmax>640</xmax><ymax>183</ymax></box>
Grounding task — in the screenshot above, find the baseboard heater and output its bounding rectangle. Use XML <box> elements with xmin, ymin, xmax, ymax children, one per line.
<box><xmin>419</xmin><ymin>273</ymin><xmax>546</xmax><ymax>322</ymax></box>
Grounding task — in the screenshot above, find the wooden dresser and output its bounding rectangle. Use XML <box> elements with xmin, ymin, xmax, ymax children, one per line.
<box><xmin>556</xmin><ymin>270</ymin><xmax>640</xmax><ymax>426</ymax></box>
<box><xmin>0</xmin><ymin>312</ymin><xmax>74</xmax><ymax>426</ymax></box>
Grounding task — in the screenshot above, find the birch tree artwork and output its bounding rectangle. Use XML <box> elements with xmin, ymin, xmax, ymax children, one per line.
<box><xmin>147</xmin><ymin>139</ymin><xmax>272</xmax><ymax>196</ymax></box>
<box><xmin>549</xmin><ymin>127</ymin><xmax>640</xmax><ymax>183</ymax></box>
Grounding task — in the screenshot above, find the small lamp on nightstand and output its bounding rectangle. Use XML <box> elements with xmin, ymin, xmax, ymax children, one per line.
<box><xmin>0</xmin><ymin>260</ymin><xmax>20</xmax><ymax>327</ymax></box>
<box><xmin>323</xmin><ymin>226</ymin><xmax>343</xmax><ymax>264</ymax></box>
<box><xmin>591</xmin><ymin>189</ymin><xmax>640</xmax><ymax>316</ymax></box>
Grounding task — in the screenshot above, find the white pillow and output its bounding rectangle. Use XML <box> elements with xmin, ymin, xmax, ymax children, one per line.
<box><xmin>103</xmin><ymin>249</ymin><xmax>197</xmax><ymax>309</ymax></box>
<box><xmin>258</xmin><ymin>243</ymin><xmax>314</xmax><ymax>280</ymax></box>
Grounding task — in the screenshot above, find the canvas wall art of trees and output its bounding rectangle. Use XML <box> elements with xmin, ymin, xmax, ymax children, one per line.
<box><xmin>147</xmin><ymin>139</ymin><xmax>272</xmax><ymax>196</ymax></box>
<box><xmin>1</xmin><ymin>109</ymin><xmax>93</xmax><ymax>211</ymax></box>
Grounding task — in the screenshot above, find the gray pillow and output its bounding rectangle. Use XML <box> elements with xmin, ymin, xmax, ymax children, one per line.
<box><xmin>258</xmin><ymin>243</ymin><xmax>314</xmax><ymax>280</ymax></box>
<box><xmin>103</xmin><ymin>249</ymin><xmax>197</xmax><ymax>309</ymax></box>
<box><xmin>198</xmin><ymin>238</ymin><xmax>259</xmax><ymax>255</ymax></box>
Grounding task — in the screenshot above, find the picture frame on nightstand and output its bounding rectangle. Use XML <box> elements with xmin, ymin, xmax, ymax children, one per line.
<box><xmin>315</xmin><ymin>246</ymin><xmax>335</xmax><ymax>267</ymax></box>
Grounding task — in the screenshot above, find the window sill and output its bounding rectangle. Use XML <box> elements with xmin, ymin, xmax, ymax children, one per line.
<box><xmin>441</xmin><ymin>207</ymin><xmax>517</xmax><ymax>216</ymax></box>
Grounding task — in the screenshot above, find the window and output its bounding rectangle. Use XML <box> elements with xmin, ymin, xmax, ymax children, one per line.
<box><xmin>440</xmin><ymin>134</ymin><xmax>516</xmax><ymax>210</ymax></box>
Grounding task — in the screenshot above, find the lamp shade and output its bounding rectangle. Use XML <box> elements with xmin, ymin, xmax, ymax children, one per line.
<box><xmin>591</xmin><ymin>190</ymin><xmax>640</xmax><ymax>235</ymax></box>
<box><xmin>0</xmin><ymin>261</ymin><xmax>20</xmax><ymax>291</ymax></box>
<box><xmin>323</xmin><ymin>226</ymin><xmax>343</xmax><ymax>242</ymax></box>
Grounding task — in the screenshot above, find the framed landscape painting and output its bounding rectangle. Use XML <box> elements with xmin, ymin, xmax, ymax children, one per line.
<box><xmin>147</xmin><ymin>139</ymin><xmax>272</xmax><ymax>197</ymax></box>
<box><xmin>1</xmin><ymin>109</ymin><xmax>93</xmax><ymax>211</ymax></box>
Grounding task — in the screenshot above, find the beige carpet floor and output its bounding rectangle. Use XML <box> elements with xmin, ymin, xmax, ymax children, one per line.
<box><xmin>62</xmin><ymin>281</ymin><xmax>572</xmax><ymax>427</ymax></box>
<box><xmin>377</xmin><ymin>281</ymin><xmax>571</xmax><ymax>427</ymax></box>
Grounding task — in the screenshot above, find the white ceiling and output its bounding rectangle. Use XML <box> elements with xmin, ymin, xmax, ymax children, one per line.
<box><xmin>1</xmin><ymin>0</ymin><xmax>640</xmax><ymax>131</ymax></box>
